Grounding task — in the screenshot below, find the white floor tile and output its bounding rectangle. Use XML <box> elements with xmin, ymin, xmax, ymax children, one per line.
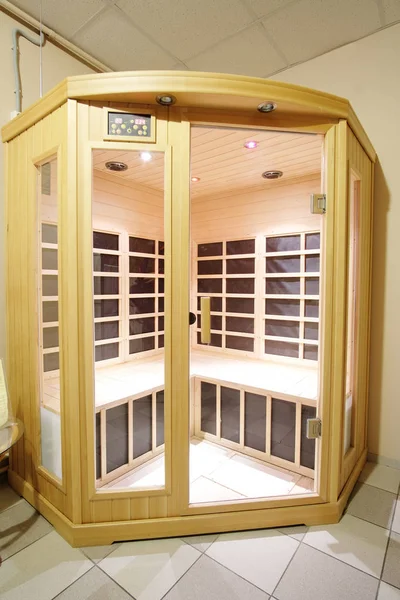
<box><xmin>205</xmin><ymin>529</ymin><xmax>298</xmax><ymax>594</ymax></box>
<box><xmin>378</xmin><ymin>582</ymin><xmax>400</xmax><ymax>600</ymax></box>
<box><xmin>81</xmin><ymin>543</ymin><xmax>121</xmax><ymax>563</ymax></box>
<box><xmin>105</xmin><ymin>456</ymin><xmax>165</xmax><ymax>490</ymax></box>
<box><xmin>275</xmin><ymin>542</ymin><xmax>379</xmax><ymax>600</ymax></box>
<box><xmin>0</xmin><ymin>530</ymin><xmax>92</xmax><ymax>600</ymax></box>
<box><xmin>304</xmin><ymin>514</ymin><xmax>390</xmax><ymax>577</ymax></box>
<box><xmin>182</xmin><ymin>533</ymin><xmax>219</xmax><ymax>552</ymax></box>
<box><xmin>359</xmin><ymin>463</ymin><xmax>400</xmax><ymax>494</ymax></box>
<box><xmin>190</xmin><ymin>476</ymin><xmax>245</xmax><ymax>503</ymax></box>
<box><xmin>99</xmin><ymin>537</ymin><xmax>200</xmax><ymax>600</ymax></box>
<box><xmin>190</xmin><ymin>440</ymin><xmax>233</xmax><ymax>482</ymax></box>
<box><xmin>0</xmin><ymin>482</ymin><xmax>22</xmax><ymax>513</ymax></box>
<box><xmin>392</xmin><ymin>499</ymin><xmax>400</xmax><ymax>534</ymax></box>
<box><xmin>278</xmin><ymin>525</ymin><xmax>309</xmax><ymax>541</ymax></box>
<box><xmin>209</xmin><ymin>454</ymin><xmax>301</xmax><ymax>498</ymax></box>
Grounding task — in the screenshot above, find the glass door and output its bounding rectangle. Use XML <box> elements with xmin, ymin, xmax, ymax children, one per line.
<box><xmin>188</xmin><ymin>125</ymin><xmax>324</xmax><ymax>505</ymax></box>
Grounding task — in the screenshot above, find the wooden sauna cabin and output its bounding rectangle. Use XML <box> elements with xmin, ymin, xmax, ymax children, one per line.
<box><xmin>1</xmin><ymin>71</ymin><xmax>375</xmax><ymax>547</ymax></box>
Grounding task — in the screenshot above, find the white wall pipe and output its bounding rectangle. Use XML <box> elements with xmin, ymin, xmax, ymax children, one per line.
<box><xmin>1</xmin><ymin>0</ymin><xmax>111</xmax><ymax>76</ymax></box>
<box><xmin>12</xmin><ymin>27</ymin><xmax>45</xmax><ymax>113</ymax></box>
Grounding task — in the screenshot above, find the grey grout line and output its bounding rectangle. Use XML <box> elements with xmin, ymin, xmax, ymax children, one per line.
<box><xmin>270</xmin><ymin>536</ymin><xmax>302</xmax><ymax>597</ymax></box>
<box><xmin>0</xmin><ymin>524</ymin><xmax>55</xmax><ymax>564</ymax></box>
<box><xmin>50</xmin><ymin>564</ymin><xmax>97</xmax><ymax>600</ymax></box>
<box><xmin>95</xmin><ymin>558</ymin><xmax>139</xmax><ymax>600</ymax></box>
<box><xmin>197</xmin><ymin>549</ymin><xmax>274</xmax><ymax>597</ymax></box>
<box><xmin>158</xmin><ymin>551</ymin><xmax>204</xmax><ymax>600</ymax></box>
<box><xmin>301</xmin><ymin>534</ymin><xmax>387</xmax><ymax>582</ymax></box>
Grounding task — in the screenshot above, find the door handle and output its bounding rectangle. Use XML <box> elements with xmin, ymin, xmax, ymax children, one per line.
<box><xmin>189</xmin><ymin>312</ymin><xmax>196</xmax><ymax>325</ymax></box>
<box><xmin>200</xmin><ymin>297</ymin><xmax>211</xmax><ymax>344</ymax></box>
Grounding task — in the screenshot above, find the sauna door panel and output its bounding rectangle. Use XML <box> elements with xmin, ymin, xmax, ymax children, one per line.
<box><xmin>186</xmin><ymin>124</ymin><xmax>325</xmax><ymax>510</ymax></box>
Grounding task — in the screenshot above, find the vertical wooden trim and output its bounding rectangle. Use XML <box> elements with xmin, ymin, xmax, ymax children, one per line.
<box><xmin>76</xmin><ymin>101</ymin><xmax>97</xmax><ymax>521</ymax></box>
<box><xmin>167</xmin><ymin>111</ymin><xmax>190</xmax><ymax>516</ymax></box>
<box><xmin>330</xmin><ymin>121</ymin><xmax>348</xmax><ymax>500</ymax></box>
<box><xmin>317</xmin><ymin>124</ymin><xmax>336</xmax><ymax>502</ymax></box>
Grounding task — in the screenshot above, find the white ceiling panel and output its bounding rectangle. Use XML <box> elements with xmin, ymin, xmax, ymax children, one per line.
<box><xmin>242</xmin><ymin>0</ymin><xmax>298</xmax><ymax>18</ymax></box>
<box><xmin>8</xmin><ymin>0</ymin><xmax>108</xmax><ymax>38</ymax></box>
<box><xmin>186</xmin><ymin>23</ymin><xmax>286</xmax><ymax>77</ymax></box>
<box><xmin>116</xmin><ymin>0</ymin><xmax>255</xmax><ymax>61</ymax></box>
<box><xmin>380</xmin><ymin>0</ymin><xmax>400</xmax><ymax>25</ymax></box>
<box><xmin>72</xmin><ymin>8</ymin><xmax>177</xmax><ymax>71</ymax></box>
<box><xmin>263</xmin><ymin>0</ymin><xmax>381</xmax><ymax>64</ymax></box>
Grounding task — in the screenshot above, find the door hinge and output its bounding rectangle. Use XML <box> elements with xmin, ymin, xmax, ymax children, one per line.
<box><xmin>310</xmin><ymin>193</ymin><xmax>326</xmax><ymax>214</ymax></box>
<box><xmin>306</xmin><ymin>417</ymin><xmax>322</xmax><ymax>439</ymax></box>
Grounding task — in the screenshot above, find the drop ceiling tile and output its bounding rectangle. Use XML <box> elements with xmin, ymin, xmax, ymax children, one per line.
<box><xmin>243</xmin><ymin>0</ymin><xmax>298</xmax><ymax>18</ymax></box>
<box><xmin>381</xmin><ymin>0</ymin><xmax>400</xmax><ymax>25</ymax></box>
<box><xmin>186</xmin><ymin>23</ymin><xmax>287</xmax><ymax>77</ymax></box>
<box><xmin>116</xmin><ymin>0</ymin><xmax>255</xmax><ymax>61</ymax></box>
<box><xmin>263</xmin><ymin>0</ymin><xmax>381</xmax><ymax>65</ymax></box>
<box><xmin>72</xmin><ymin>8</ymin><xmax>176</xmax><ymax>71</ymax></box>
<box><xmin>9</xmin><ymin>0</ymin><xmax>108</xmax><ymax>38</ymax></box>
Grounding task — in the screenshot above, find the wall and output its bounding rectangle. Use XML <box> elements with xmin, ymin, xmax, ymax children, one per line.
<box><xmin>273</xmin><ymin>24</ymin><xmax>400</xmax><ymax>465</ymax></box>
<box><xmin>0</xmin><ymin>10</ymin><xmax>94</xmax><ymax>363</ymax></box>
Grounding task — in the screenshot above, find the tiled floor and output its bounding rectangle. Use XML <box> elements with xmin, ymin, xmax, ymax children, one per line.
<box><xmin>1</xmin><ymin>462</ymin><xmax>399</xmax><ymax>600</ymax></box>
<box><xmin>104</xmin><ymin>438</ymin><xmax>314</xmax><ymax>501</ymax></box>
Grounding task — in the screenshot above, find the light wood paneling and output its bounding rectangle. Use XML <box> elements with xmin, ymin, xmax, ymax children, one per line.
<box><xmin>192</xmin><ymin>175</ymin><xmax>321</xmax><ymax>240</ymax></box>
<box><xmin>341</xmin><ymin>127</ymin><xmax>373</xmax><ymax>490</ymax></box>
<box><xmin>92</xmin><ymin>170</ymin><xmax>163</xmax><ymax>237</ymax></box>
<box><xmin>93</xmin><ymin>129</ymin><xmax>322</xmax><ymax>202</ymax></box>
<box><xmin>6</xmin><ymin>105</ymin><xmax>71</xmax><ymax>520</ymax></box>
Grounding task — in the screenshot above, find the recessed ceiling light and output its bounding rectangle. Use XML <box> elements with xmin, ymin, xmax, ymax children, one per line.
<box><xmin>262</xmin><ymin>170</ymin><xmax>283</xmax><ymax>179</ymax></box>
<box><xmin>257</xmin><ymin>101</ymin><xmax>277</xmax><ymax>113</ymax></box>
<box><xmin>244</xmin><ymin>141</ymin><xmax>258</xmax><ymax>149</ymax></box>
<box><xmin>156</xmin><ymin>94</ymin><xmax>177</xmax><ymax>106</ymax></box>
<box><xmin>191</xmin><ymin>176</ymin><xmax>201</xmax><ymax>182</ymax></box>
<box><xmin>140</xmin><ymin>152</ymin><xmax>152</xmax><ymax>162</ymax></box>
<box><xmin>105</xmin><ymin>161</ymin><xmax>128</xmax><ymax>172</ymax></box>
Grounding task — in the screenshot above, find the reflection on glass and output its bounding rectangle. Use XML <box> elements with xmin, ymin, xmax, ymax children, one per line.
<box><xmin>92</xmin><ymin>149</ymin><xmax>166</xmax><ymax>490</ymax></box>
<box><xmin>38</xmin><ymin>157</ymin><xmax>62</xmax><ymax>480</ymax></box>
<box><xmin>189</xmin><ymin>127</ymin><xmax>322</xmax><ymax>504</ymax></box>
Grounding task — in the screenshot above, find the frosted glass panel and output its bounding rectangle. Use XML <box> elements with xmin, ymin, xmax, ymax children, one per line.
<box><xmin>271</xmin><ymin>398</ymin><xmax>296</xmax><ymax>463</ymax></box>
<box><xmin>38</xmin><ymin>157</ymin><xmax>62</xmax><ymax>481</ymax></box>
<box><xmin>221</xmin><ymin>387</ymin><xmax>240</xmax><ymax>443</ymax></box>
<box><xmin>245</xmin><ymin>393</ymin><xmax>266</xmax><ymax>452</ymax></box>
<box><xmin>201</xmin><ymin>382</ymin><xmax>217</xmax><ymax>435</ymax></box>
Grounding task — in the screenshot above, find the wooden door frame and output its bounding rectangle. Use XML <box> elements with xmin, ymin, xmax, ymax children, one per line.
<box><xmin>171</xmin><ymin>111</ymin><xmax>346</xmax><ymax>516</ymax></box>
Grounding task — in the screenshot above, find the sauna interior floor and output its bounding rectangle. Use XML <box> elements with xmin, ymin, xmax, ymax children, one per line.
<box><xmin>103</xmin><ymin>438</ymin><xmax>314</xmax><ymax>501</ymax></box>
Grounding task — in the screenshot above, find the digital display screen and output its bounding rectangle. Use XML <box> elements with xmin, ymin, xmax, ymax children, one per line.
<box><xmin>107</xmin><ymin>112</ymin><xmax>152</xmax><ymax>138</ymax></box>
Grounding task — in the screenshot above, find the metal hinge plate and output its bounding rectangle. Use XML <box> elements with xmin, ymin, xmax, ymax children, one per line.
<box><xmin>310</xmin><ymin>193</ymin><xmax>326</xmax><ymax>214</ymax></box>
<box><xmin>306</xmin><ymin>418</ymin><xmax>322</xmax><ymax>439</ymax></box>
